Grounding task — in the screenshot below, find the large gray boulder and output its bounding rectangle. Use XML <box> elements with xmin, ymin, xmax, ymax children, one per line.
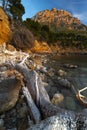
<box><xmin>28</xmin><ymin>112</ymin><xmax>87</xmax><ymax>130</ymax></box>
<box><xmin>0</xmin><ymin>78</ymin><xmax>21</xmax><ymax>113</ymax></box>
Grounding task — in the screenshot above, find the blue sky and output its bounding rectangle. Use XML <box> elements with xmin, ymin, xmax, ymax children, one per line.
<box><xmin>22</xmin><ymin>0</ymin><xmax>87</xmax><ymax>25</ymax></box>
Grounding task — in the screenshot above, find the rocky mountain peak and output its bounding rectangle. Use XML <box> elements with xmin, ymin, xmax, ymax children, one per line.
<box><xmin>51</xmin><ymin>8</ymin><xmax>57</xmax><ymax>12</ymax></box>
<box><xmin>33</xmin><ymin>8</ymin><xmax>87</xmax><ymax>31</ymax></box>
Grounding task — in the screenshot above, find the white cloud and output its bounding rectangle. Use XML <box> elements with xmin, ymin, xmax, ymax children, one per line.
<box><xmin>73</xmin><ymin>13</ymin><xmax>84</xmax><ymax>20</ymax></box>
<box><xmin>73</xmin><ymin>12</ymin><xmax>87</xmax><ymax>24</ymax></box>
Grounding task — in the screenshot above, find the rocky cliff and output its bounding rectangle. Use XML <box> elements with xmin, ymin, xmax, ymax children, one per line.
<box><xmin>0</xmin><ymin>7</ymin><xmax>11</xmax><ymax>44</ymax></box>
<box><xmin>33</xmin><ymin>8</ymin><xmax>87</xmax><ymax>31</ymax></box>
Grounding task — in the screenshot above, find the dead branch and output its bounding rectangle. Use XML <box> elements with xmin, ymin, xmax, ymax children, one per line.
<box><xmin>22</xmin><ymin>86</ymin><xmax>41</xmax><ymax>123</ymax></box>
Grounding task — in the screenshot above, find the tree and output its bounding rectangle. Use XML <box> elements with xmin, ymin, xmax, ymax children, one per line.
<box><xmin>0</xmin><ymin>0</ymin><xmax>9</xmax><ymax>10</ymax></box>
<box><xmin>0</xmin><ymin>0</ymin><xmax>25</xmax><ymax>21</ymax></box>
<box><xmin>8</xmin><ymin>0</ymin><xmax>25</xmax><ymax>21</ymax></box>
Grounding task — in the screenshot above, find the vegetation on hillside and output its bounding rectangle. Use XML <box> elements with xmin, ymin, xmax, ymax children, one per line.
<box><xmin>11</xmin><ymin>23</ymin><xmax>35</xmax><ymax>50</ymax></box>
<box><xmin>23</xmin><ymin>18</ymin><xmax>87</xmax><ymax>49</ymax></box>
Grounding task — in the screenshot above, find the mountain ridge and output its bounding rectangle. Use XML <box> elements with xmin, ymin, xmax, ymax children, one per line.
<box><xmin>33</xmin><ymin>8</ymin><xmax>87</xmax><ymax>31</ymax></box>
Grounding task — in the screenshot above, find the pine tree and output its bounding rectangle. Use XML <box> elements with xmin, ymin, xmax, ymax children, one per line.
<box><xmin>0</xmin><ymin>0</ymin><xmax>9</xmax><ymax>10</ymax></box>
<box><xmin>8</xmin><ymin>0</ymin><xmax>25</xmax><ymax>21</ymax></box>
<box><xmin>0</xmin><ymin>0</ymin><xmax>25</xmax><ymax>21</ymax></box>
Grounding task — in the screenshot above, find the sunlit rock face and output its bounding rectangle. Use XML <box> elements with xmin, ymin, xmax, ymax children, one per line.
<box><xmin>33</xmin><ymin>8</ymin><xmax>87</xmax><ymax>31</ymax></box>
<box><xmin>0</xmin><ymin>7</ymin><xmax>11</xmax><ymax>44</ymax></box>
<box><xmin>31</xmin><ymin>40</ymin><xmax>52</xmax><ymax>53</ymax></box>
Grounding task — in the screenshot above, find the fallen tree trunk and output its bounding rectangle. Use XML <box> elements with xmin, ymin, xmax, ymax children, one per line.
<box><xmin>22</xmin><ymin>86</ymin><xmax>41</xmax><ymax>123</ymax></box>
<box><xmin>34</xmin><ymin>71</ymin><xmax>63</xmax><ymax>118</ymax></box>
<box><xmin>15</xmin><ymin>64</ymin><xmax>37</xmax><ymax>102</ymax></box>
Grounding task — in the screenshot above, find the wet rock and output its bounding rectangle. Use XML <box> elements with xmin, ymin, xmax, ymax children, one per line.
<box><xmin>82</xmin><ymin>109</ymin><xmax>87</xmax><ymax>116</ymax></box>
<box><xmin>65</xmin><ymin>97</ymin><xmax>76</xmax><ymax>111</ymax></box>
<box><xmin>45</xmin><ymin>85</ymin><xmax>58</xmax><ymax>98</ymax></box>
<box><xmin>51</xmin><ymin>93</ymin><xmax>64</xmax><ymax>105</ymax></box>
<box><xmin>47</xmin><ymin>68</ymin><xmax>55</xmax><ymax>77</ymax></box>
<box><xmin>63</xmin><ymin>64</ymin><xmax>78</xmax><ymax>69</ymax></box>
<box><xmin>37</xmin><ymin>65</ymin><xmax>47</xmax><ymax>72</ymax></box>
<box><xmin>0</xmin><ymin>78</ymin><xmax>21</xmax><ymax>113</ymax></box>
<box><xmin>58</xmin><ymin>77</ymin><xmax>71</xmax><ymax>88</ymax></box>
<box><xmin>4</xmin><ymin>109</ymin><xmax>17</xmax><ymax>129</ymax></box>
<box><xmin>17</xmin><ymin>103</ymin><xmax>28</xmax><ymax>118</ymax></box>
<box><xmin>58</xmin><ymin>69</ymin><xmax>67</xmax><ymax>76</ymax></box>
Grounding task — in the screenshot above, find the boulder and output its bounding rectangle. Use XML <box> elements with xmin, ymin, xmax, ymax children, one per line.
<box><xmin>51</xmin><ymin>93</ymin><xmax>64</xmax><ymax>105</ymax></box>
<box><xmin>47</xmin><ymin>68</ymin><xmax>55</xmax><ymax>77</ymax></box>
<box><xmin>58</xmin><ymin>69</ymin><xmax>67</xmax><ymax>76</ymax></box>
<box><xmin>63</xmin><ymin>64</ymin><xmax>78</xmax><ymax>69</ymax></box>
<box><xmin>27</xmin><ymin>112</ymin><xmax>87</xmax><ymax>130</ymax></box>
<box><xmin>0</xmin><ymin>78</ymin><xmax>21</xmax><ymax>113</ymax></box>
<box><xmin>58</xmin><ymin>77</ymin><xmax>71</xmax><ymax>88</ymax></box>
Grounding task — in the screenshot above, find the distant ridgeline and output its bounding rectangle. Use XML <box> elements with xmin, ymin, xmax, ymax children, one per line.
<box><xmin>23</xmin><ymin>8</ymin><xmax>87</xmax><ymax>50</ymax></box>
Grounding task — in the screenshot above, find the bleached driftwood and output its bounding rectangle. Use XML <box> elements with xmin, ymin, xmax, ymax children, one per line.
<box><xmin>4</xmin><ymin>49</ymin><xmax>17</xmax><ymax>55</ymax></box>
<box><xmin>19</xmin><ymin>54</ymin><xmax>29</xmax><ymax>65</ymax></box>
<box><xmin>34</xmin><ymin>70</ymin><xmax>63</xmax><ymax>118</ymax></box>
<box><xmin>15</xmin><ymin>64</ymin><xmax>37</xmax><ymax>101</ymax></box>
<box><xmin>79</xmin><ymin>87</ymin><xmax>87</xmax><ymax>93</ymax></box>
<box><xmin>15</xmin><ymin>64</ymin><xmax>63</xmax><ymax>118</ymax></box>
<box><xmin>0</xmin><ymin>45</ymin><xmax>30</xmax><ymax>64</ymax></box>
<box><xmin>22</xmin><ymin>86</ymin><xmax>41</xmax><ymax>123</ymax></box>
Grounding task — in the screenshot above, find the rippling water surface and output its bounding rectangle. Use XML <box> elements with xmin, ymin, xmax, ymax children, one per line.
<box><xmin>46</xmin><ymin>54</ymin><xmax>87</xmax><ymax>111</ymax></box>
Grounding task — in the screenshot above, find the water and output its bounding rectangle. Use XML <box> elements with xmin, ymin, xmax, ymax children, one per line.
<box><xmin>46</xmin><ymin>54</ymin><xmax>87</xmax><ymax>111</ymax></box>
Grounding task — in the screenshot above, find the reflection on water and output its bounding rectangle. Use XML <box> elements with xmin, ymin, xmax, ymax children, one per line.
<box><xmin>46</xmin><ymin>54</ymin><xmax>87</xmax><ymax>111</ymax></box>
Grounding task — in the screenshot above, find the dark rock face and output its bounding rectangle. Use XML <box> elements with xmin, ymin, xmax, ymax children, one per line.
<box><xmin>0</xmin><ymin>78</ymin><xmax>21</xmax><ymax>113</ymax></box>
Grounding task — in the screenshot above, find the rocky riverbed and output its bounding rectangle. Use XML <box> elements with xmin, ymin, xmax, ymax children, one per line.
<box><xmin>0</xmin><ymin>50</ymin><xmax>87</xmax><ymax>130</ymax></box>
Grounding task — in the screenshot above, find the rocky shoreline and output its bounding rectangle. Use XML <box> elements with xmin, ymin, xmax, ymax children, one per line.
<box><xmin>0</xmin><ymin>49</ymin><xmax>87</xmax><ymax>130</ymax></box>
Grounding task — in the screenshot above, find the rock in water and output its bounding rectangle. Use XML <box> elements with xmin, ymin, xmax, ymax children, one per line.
<box><xmin>0</xmin><ymin>78</ymin><xmax>21</xmax><ymax>113</ymax></box>
<box><xmin>51</xmin><ymin>93</ymin><xmax>64</xmax><ymax>105</ymax></box>
<box><xmin>58</xmin><ymin>69</ymin><xmax>67</xmax><ymax>77</ymax></box>
<box><xmin>58</xmin><ymin>77</ymin><xmax>71</xmax><ymax>88</ymax></box>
